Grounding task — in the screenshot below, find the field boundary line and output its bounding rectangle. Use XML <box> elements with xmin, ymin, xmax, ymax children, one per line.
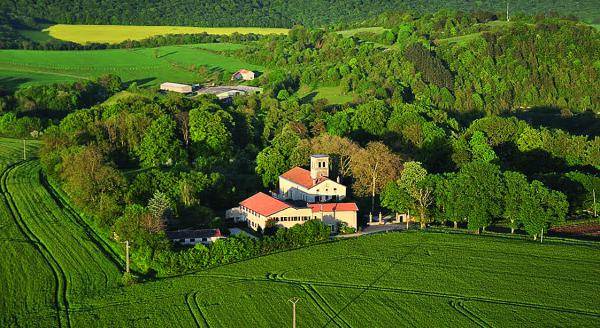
<box><xmin>39</xmin><ymin>170</ymin><xmax>124</xmax><ymax>272</ymax></box>
<box><xmin>0</xmin><ymin>161</ymin><xmax>71</xmax><ymax>328</ymax></box>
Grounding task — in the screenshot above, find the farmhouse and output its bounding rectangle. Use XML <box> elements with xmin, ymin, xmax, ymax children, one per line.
<box><xmin>160</xmin><ymin>82</ymin><xmax>193</xmax><ymax>94</ymax></box>
<box><xmin>231</xmin><ymin>69</ymin><xmax>255</xmax><ymax>81</ymax></box>
<box><xmin>197</xmin><ymin>85</ymin><xmax>262</xmax><ymax>100</ymax></box>
<box><xmin>226</xmin><ymin>154</ymin><xmax>358</xmax><ymax>232</ymax></box>
<box><xmin>166</xmin><ymin>229</ymin><xmax>224</xmax><ymax>246</ymax></box>
<box><xmin>278</xmin><ymin>154</ymin><xmax>346</xmax><ymax>202</ymax></box>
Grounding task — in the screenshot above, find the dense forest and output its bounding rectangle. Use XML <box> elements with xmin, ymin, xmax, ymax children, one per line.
<box><xmin>1</xmin><ymin>0</ymin><xmax>599</xmax><ymax>29</ymax></box>
<box><xmin>0</xmin><ymin>10</ymin><xmax>598</xmax><ymax>275</ymax></box>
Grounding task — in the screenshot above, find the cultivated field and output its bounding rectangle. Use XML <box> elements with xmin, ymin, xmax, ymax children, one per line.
<box><xmin>0</xmin><ymin>43</ymin><xmax>262</xmax><ymax>89</ymax></box>
<box><xmin>0</xmin><ymin>139</ymin><xmax>598</xmax><ymax>327</ymax></box>
<box><xmin>43</xmin><ymin>24</ymin><xmax>289</xmax><ymax>44</ymax></box>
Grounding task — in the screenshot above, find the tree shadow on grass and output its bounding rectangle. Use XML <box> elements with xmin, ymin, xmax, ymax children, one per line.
<box><xmin>124</xmin><ymin>77</ymin><xmax>157</xmax><ymax>87</ymax></box>
<box><xmin>0</xmin><ymin>77</ymin><xmax>31</xmax><ymax>92</ymax></box>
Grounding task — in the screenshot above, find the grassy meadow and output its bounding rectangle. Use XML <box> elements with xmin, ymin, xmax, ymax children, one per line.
<box><xmin>43</xmin><ymin>24</ymin><xmax>289</xmax><ymax>44</ymax></box>
<box><xmin>0</xmin><ymin>43</ymin><xmax>262</xmax><ymax>89</ymax></box>
<box><xmin>0</xmin><ymin>137</ymin><xmax>598</xmax><ymax>327</ymax></box>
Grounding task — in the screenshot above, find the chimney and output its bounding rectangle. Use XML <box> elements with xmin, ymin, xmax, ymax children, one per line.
<box><xmin>310</xmin><ymin>154</ymin><xmax>329</xmax><ymax>180</ymax></box>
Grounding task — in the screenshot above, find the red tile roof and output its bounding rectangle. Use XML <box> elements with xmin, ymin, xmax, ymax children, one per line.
<box><xmin>240</xmin><ymin>192</ymin><xmax>290</xmax><ymax>216</ymax></box>
<box><xmin>307</xmin><ymin>203</ymin><xmax>359</xmax><ymax>212</ymax></box>
<box><xmin>280</xmin><ymin>167</ymin><xmax>328</xmax><ymax>189</ymax></box>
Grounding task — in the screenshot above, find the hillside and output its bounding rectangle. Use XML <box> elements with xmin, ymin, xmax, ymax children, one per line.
<box><xmin>1</xmin><ymin>0</ymin><xmax>599</xmax><ymax>29</ymax></box>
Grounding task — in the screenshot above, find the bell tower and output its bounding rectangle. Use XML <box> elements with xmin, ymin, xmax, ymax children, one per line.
<box><xmin>310</xmin><ymin>154</ymin><xmax>329</xmax><ymax>180</ymax></box>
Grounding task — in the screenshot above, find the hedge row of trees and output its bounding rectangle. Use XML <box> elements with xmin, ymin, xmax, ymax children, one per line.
<box><xmin>151</xmin><ymin>220</ymin><xmax>330</xmax><ymax>274</ymax></box>
<box><xmin>382</xmin><ymin>161</ymin><xmax>569</xmax><ymax>238</ymax></box>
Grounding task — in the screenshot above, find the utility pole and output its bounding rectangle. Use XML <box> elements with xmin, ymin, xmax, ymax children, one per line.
<box><xmin>506</xmin><ymin>1</ymin><xmax>510</xmax><ymax>22</ymax></box>
<box><xmin>289</xmin><ymin>297</ymin><xmax>300</xmax><ymax>328</ymax></box>
<box><xmin>593</xmin><ymin>189</ymin><xmax>597</xmax><ymax>217</ymax></box>
<box><xmin>124</xmin><ymin>240</ymin><xmax>130</xmax><ymax>273</ymax></box>
<box><xmin>22</xmin><ymin>139</ymin><xmax>26</xmax><ymax>160</ymax></box>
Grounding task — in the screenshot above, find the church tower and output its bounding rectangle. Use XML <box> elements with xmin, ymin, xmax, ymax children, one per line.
<box><xmin>310</xmin><ymin>154</ymin><xmax>329</xmax><ymax>180</ymax></box>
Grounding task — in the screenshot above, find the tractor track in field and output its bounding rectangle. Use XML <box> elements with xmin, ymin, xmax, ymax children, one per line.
<box><xmin>185</xmin><ymin>291</ymin><xmax>205</xmax><ymax>328</ymax></box>
<box><xmin>38</xmin><ymin>169</ymin><xmax>124</xmax><ymax>272</ymax></box>
<box><xmin>196</xmin><ymin>270</ymin><xmax>600</xmax><ymax>319</ymax></box>
<box><xmin>0</xmin><ymin>161</ymin><xmax>71</xmax><ymax>328</ymax></box>
<box><xmin>449</xmin><ymin>300</ymin><xmax>492</xmax><ymax>328</ymax></box>
<box><xmin>303</xmin><ymin>284</ymin><xmax>352</xmax><ymax>328</ymax></box>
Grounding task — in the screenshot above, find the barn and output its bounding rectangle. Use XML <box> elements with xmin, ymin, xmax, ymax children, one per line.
<box><xmin>160</xmin><ymin>82</ymin><xmax>193</xmax><ymax>94</ymax></box>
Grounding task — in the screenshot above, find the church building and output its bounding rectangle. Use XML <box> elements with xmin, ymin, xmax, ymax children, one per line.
<box><xmin>226</xmin><ymin>154</ymin><xmax>358</xmax><ymax>233</ymax></box>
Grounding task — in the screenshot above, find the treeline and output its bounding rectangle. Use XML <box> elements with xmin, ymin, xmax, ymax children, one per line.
<box><xmin>0</xmin><ymin>74</ymin><xmax>123</xmax><ymax>137</ymax></box>
<box><xmin>1</xmin><ymin>0</ymin><xmax>598</xmax><ymax>29</ymax></box>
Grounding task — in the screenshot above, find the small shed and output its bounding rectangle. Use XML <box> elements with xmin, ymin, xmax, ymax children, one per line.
<box><xmin>166</xmin><ymin>229</ymin><xmax>223</xmax><ymax>246</ymax></box>
<box><xmin>231</xmin><ymin>69</ymin><xmax>255</xmax><ymax>81</ymax></box>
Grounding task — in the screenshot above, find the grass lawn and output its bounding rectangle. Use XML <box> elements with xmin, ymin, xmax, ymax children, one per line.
<box><xmin>0</xmin><ymin>43</ymin><xmax>262</xmax><ymax>90</ymax></box>
<box><xmin>299</xmin><ymin>85</ymin><xmax>355</xmax><ymax>104</ymax></box>
<box><xmin>44</xmin><ymin>24</ymin><xmax>289</xmax><ymax>44</ymax></box>
<box><xmin>0</xmin><ymin>138</ymin><xmax>598</xmax><ymax>327</ymax></box>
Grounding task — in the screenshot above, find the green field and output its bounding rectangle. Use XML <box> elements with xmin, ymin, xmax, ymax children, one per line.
<box><xmin>0</xmin><ymin>43</ymin><xmax>262</xmax><ymax>90</ymax></box>
<box><xmin>42</xmin><ymin>24</ymin><xmax>289</xmax><ymax>44</ymax></box>
<box><xmin>0</xmin><ymin>138</ymin><xmax>599</xmax><ymax>326</ymax></box>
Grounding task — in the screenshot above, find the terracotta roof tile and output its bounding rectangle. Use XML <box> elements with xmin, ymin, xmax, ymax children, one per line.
<box><xmin>307</xmin><ymin>203</ymin><xmax>359</xmax><ymax>212</ymax></box>
<box><xmin>240</xmin><ymin>192</ymin><xmax>290</xmax><ymax>216</ymax></box>
<box><xmin>280</xmin><ymin>167</ymin><xmax>327</xmax><ymax>189</ymax></box>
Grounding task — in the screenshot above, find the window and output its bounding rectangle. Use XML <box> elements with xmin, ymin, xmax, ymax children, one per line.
<box><xmin>190</xmin><ymin>238</ymin><xmax>195</xmax><ymax>242</ymax></box>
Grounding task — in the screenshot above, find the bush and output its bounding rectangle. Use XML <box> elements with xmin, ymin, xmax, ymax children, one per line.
<box><xmin>121</xmin><ymin>272</ymin><xmax>138</xmax><ymax>286</ymax></box>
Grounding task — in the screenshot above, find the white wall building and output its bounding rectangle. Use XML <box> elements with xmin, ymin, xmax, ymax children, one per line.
<box><xmin>166</xmin><ymin>229</ymin><xmax>224</xmax><ymax>246</ymax></box>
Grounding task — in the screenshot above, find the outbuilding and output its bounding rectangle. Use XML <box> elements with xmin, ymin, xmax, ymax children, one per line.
<box><xmin>231</xmin><ymin>69</ymin><xmax>255</xmax><ymax>81</ymax></box>
<box><xmin>160</xmin><ymin>82</ymin><xmax>193</xmax><ymax>94</ymax></box>
<box><xmin>166</xmin><ymin>229</ymin><xmax>223</xmax><ymax>246</ymax></box>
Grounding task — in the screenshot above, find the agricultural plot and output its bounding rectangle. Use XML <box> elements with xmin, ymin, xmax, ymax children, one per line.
<box><xmin>73</xmin><ymin>233</ymin><xmax>600</xmax><ymax>327</ymax></box>
<box><xmin>0</xmin><ymin>140</ymin><xmax>122</xmax><ymax>327</ymax></box>
<box><xmin>0</xmin><ymin>43</ymin><xmax>263</xmax><ymax>89</ymax></box>
<box><xmin>43</xmin><ymin>24</ymin><xmax>289</xmax><ymax>44</ymax></box>
<box><xmin>0</xmin><ymin>138</ymin><xmax>598</xmax><ymax>327</ymax></box>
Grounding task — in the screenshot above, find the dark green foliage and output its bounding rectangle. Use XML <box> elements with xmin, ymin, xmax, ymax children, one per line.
<box><xmin>404</xmin><ymin>43</ymin><xmax>454</xmax><ymax>90</ymax></box>
<box><xmin>153</xmin><ymin>219</ymin><xmax>330</xmax><ymax>274</ymax></box>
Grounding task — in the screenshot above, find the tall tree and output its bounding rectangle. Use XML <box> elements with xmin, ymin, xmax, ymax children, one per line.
<box><xmin>503</xmin><ymin>171</ymin><xmax>530</xmax><ymax>234</ymax></box>
<box><xmin>454</xmin><ymin>162</ymin><xmax>505</xmax><ymax>232</ymax></box>
<box><xmin>351</xmin><ymin>142</ymin><xmax>402</xmax><ymax>213</ymax></box>
<box><xmin>136</xmin><ymin>115</ymin><xmax>184</xmax><ymax>167</ymax></box>
<box><xmin>397</xmin><ymin>161</ymin><xmax>434</xmax><ymax>228</ymax></box>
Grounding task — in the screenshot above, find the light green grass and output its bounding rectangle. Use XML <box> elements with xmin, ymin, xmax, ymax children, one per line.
<box><xmin>299</xmin><ymin>85</ymin><xmax>354</xmax><ymax>104</ymax></box>
<box><xmin>436</xmin><ymin>20</ymin><xmax>512</xmax><ymax>45</ymax></box>
<box><xmin>44</xmin><ymin>24</ymin><xmax>289</xmax><ymax>44</ymax></box>
<box><xmin>0</xmin><ymin>138</ymin><xmax>598</xmax><ymax>327</ymax></box>
<box><xmin>337</xmin><ymin>26</ymin><xmax>389</xmax><ymax>37</ymax></box>
<box><xmin>0</xmin><ymin>43</ymin><xmax>262</xmax><ymax>89</ymax></box>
